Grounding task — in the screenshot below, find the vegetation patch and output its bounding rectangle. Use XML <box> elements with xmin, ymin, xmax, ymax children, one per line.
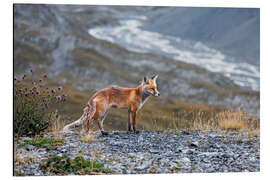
<box><xmin>109</xmin><ymin>157</ymin><xmax>120</xmax><ymax>162</ymax></box>
<box><xmin>14</xmin><ymin>73</ymin><xmax>67</xmax><ymax>136</ymax></box>
<box><xmin>19</xmin><ymin>137</ymin><xmax>65</xmax><ymax>150</ymax></box>
<box><xmin>39</xmin><ymin>155</ymin><xmax>111</xmax><ymax>175</ymax></box>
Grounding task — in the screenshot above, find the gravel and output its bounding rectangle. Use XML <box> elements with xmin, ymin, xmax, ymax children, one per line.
<box><xmin>14</xmin><ymin>130</ymin><xmax>260</xmax><ymax>175</ymax></box>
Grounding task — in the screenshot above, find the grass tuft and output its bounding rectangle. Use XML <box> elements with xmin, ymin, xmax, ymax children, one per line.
<box><xmin>19</xmin><ymin>137</ymin><xmax>65</xmax><ymax>150</ymax></box>
<box><xmin>219</xmin><ymin>120</ymin><xmax>244</xmax><ymax>130</ymax></box>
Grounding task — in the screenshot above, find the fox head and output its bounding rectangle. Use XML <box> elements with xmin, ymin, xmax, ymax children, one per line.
<box><xmin>142</xmin><ymin>75</ymin><xmax>160</xmax><ymax>97</ymax></box>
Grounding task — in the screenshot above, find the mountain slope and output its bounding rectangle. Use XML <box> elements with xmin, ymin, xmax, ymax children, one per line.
<box><xmin>144</xmin><ymin>7</ymin><xmax>260</xmax><ymax>66</ymax></box>
<box><xmin>14</xmin><ymin>4</ymin><xmax>260</xmax><ymax>118</ymax></box>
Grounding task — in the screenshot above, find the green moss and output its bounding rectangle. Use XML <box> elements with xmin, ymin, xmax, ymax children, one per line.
<box><xmin>19</xmin><ymin>137</ymin><xmax>65</xmax><ymax>150</ymax></box>
<box><xmin>39</xmin><ymin>155</ymin><xmax>111</xmax><ymax>175</ymax></box>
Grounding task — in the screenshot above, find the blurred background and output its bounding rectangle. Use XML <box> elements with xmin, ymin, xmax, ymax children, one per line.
<box><xmin>13</xmin><ymin>4</ymin><xmax>260</xmax><ymax>132</ymax></box>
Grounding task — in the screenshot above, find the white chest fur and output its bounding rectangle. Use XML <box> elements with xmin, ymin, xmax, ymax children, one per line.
<box><xmin>139</xmin><ymin>93</ymin><xmax>150</xmax><ymax>109</ymax></box>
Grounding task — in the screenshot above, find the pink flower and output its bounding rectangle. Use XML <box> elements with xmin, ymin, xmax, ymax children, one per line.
<box><xmin>36</xmin><ymin>90</ymin><xmax>40</xmax><ymax>95</ymax></box>
<box><xmin>56</xmin><ymin>95</ymin><xmax>62</xmax><ymax>101</ymax></box>
<box><xmin>58</xmin><ymin>86</ymin><xmax>63</xmax><ymax>91</ymax></box>
<box><xmin>33</xmin><ymin>85</ymin><xmax>38</xmax><ymax>90</ymax></box>
<box><xmin>51</xmin><ymin>89</ymin><xmax>56</xmax><ymax>93</ymax></box>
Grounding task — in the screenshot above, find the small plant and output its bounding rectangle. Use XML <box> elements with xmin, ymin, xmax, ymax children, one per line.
<box><xmin>78</xmin><ymin>150</ymin><xmax>85</xmax><ymax>154</ymax></box>
<box><xmin>127</xmin><ymin>155</ymin><xmax>135</xmax><ymax>159</ymax></box>
<box><xmin>14</xmin><ymin>72</ymin><xmax>67</xmax><ymax>136</ymax></box>
<box><xmin>109</xmin><ymin>157</ymin><xmax>120</xmax><ymax>162</ymax></box>
<box><xmin>90</xmin><ymin>151</ymin><xmax>102</xmax><ymax>158</ymax></box>
<box><xmin>19</xmin><ymin>137</ymin><xmax>65</xmax><ymax>150</ymax></box>
<box><xmin>39</xmin><ymin>155</ymin><xmax>111</xmax><ymax>175</ymax></box>
<box><xmin>14</xmin><ymin>171</ymin><xmax>25</xmax><ymax>176</ymax></box>
<box><xmin>80</xmin><ymin>135</ymin><xmax>95</xmax><ymax>143</ymax></box>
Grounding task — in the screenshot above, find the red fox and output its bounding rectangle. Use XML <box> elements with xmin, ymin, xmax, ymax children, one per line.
<box><xmin>63</xmin><ymin>75</ymin><xmax>160</xmax><ymax>135</ymax></box>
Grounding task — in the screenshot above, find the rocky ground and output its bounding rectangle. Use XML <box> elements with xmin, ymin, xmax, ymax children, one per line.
<box><xmin>14</xmin><ymin>130</ymin><xmax>260</xmax><ymax>175</ymax></box>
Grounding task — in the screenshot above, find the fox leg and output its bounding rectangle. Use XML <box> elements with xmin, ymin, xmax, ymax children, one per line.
<box><xmin>85</xmin><ymin>117</ymin><xmax>94</xmax><ymax>133</ymax></box>
<box><xmin>98</xmin><ymin>118</ymin><xmax>108</xmax><ymax>136</ymax></box>
<box><xmin>96</xmin><ymin>107</ymin><xmax>109</xmax><ymax>135</ymax></box>
<box><xmin>131</xmin><ymin>109</ymin><xmax>139</xmax><ymax>134</ymax></box>
<box><xmin>100</xmin><ymin>109</ymin><xmax>109</xmax><ymax>134</ymax></box>
<box><xmin>128</xmin><ymin>109</ymin><xmax>132</xmax><ymax>132</ymax></box>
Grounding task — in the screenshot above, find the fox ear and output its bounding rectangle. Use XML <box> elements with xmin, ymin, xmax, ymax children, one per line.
<box><xmin>143</xmin><ymin>76</ymin><xmax>148</xmax><ymax>83</ymax></box>
<box><xmin>151</xmin><ymin>75</ymin><xmax>159</xmax><ymax>82</ymax></box>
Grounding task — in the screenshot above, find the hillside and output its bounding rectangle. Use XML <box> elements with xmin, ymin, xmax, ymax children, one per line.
<box><xmin>14</xmin><ymin>4</ymin><xmax>260</xmax><ymax>133</ymax></box>
<box><xmin>144</xmin><ymin>7</ymin><xmax>260</xmax><ymax>66</ymax></box>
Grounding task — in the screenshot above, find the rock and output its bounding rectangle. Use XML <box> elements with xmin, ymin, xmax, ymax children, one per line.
<box><xmin>135</xmin><ymin>164</ymin><xmax>147</xmax><ymax>171</ymax></box>
<box><xmin>176</xmin><ymin>147</ymin><xmax>182</xmax><ymax>152</ymax></box>
<box><xmin>21</xmin><ymin>137</ymin><xmax>32</xmax><ymax>141</ymax></box>
<box><xmin>181</xmin><ymin>157</ymin><xmax>191</xmax><ymax>163</ymax></box>
<box><xmin>150</xmin><ymin>149</ymin><xmax>160</xmax><ymax>154</ymax></box>
<box><xmin>24</xmin><ymin>145</ymin><xmax>36</xmax><ymax>151</ymax></box>
<box><xmin>190</xmin><ymin>142</ymin><xmax>199</xmax><ymax>148</ymax></box>
<box><xmin>182</xmin><ymin>149</ymin><xmax>194</xmax><ymax>154</ymax></box>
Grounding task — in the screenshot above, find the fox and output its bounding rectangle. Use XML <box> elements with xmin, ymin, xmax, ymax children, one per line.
<box><xmin>63</xmin><ymin>75</ymin><xmax>160</xmax><ymax>135</ymax></box>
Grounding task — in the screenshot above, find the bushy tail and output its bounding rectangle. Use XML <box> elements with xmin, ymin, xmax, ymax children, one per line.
<box><xmin>62</xmin><ymin>100</ymin><xmax>96</xmax><ymax>133</ymax></box>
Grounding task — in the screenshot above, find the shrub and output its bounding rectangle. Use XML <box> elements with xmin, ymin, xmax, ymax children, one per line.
<box><xmin>39</xmin><ymin>155</ymin><xmax>111</xmax><ymax>175</ymax></box>
<box><xmin>14</xmin><ymin>72</ymin><xmax>67</xmax><ymax>136</ymax></box>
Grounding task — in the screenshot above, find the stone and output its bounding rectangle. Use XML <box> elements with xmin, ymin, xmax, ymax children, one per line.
<box><xmin>190</xmin><ymin>142</ymin><xmax>199</xmax><ymax>148</ymax></box>
<box><xmin>24</xmin><ymin>145</ymin><xmax>36</xmax><ymax>151</ymax></box>
<box><xmin>150</xmin><ymin>149</ymin><xmax>160</xmax><ymax>154</ymax></box>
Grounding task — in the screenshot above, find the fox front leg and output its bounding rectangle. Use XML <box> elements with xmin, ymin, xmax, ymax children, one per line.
<box><xmin>131</xmin><ymin>110</ymin><xmax>139</xmax><ymax>134</ymax></box>
<box><xmin>128</xmin><ymin>109</ymin><xmax>132</xmax><ymax>132</ymax></box>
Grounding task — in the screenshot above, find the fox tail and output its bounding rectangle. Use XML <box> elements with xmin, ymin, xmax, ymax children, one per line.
<box><xmin>62</xmin><ymin>100</ymin><xmax>96</xmax><ymax>133</ymax></box>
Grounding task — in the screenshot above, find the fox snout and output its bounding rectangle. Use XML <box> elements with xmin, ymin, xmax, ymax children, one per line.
<box><xmin>155</xmin><ymin>92</ymin><xmax>160</xmax><ymax>97</ymax></box>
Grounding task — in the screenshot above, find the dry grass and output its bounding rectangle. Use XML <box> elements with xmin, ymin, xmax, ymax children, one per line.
<box><xmin>217</xmin><ymin>111</ymin><xmax>245</xmax><ymax>130</ymax></box>
<box><xmin>219</xmin><ymin>120</ymin><xmax>244</xmax><ymax>130</ymax></box>
<box><xmin>147</xmin><ymin>105</ymin><xmax>259</xmax><ymax>131</ymax></box>
<box><xmin>80</xmin><ymin>134</ymin><xmax>95</xmax><ymax>143</ymax></box>
<box><xmin>216</xmin><ymin>110</ymin><xmax>259</xmax><ymax>130</ymax></box>
<box><xmin>48</xmin><ymin>110</ymin><xmax>66</xmax><ymax>133</ymax></box>
<box><xmin>246</xmin><ymin>129</ymin><xmax>260</xmax><ymax>138</ymax></box>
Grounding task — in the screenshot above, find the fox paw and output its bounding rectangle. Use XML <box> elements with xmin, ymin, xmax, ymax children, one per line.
<box><xmin>101</xmin><ymin>131</ymin><xmax>109</xmax><ymax>136</ymax></box>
